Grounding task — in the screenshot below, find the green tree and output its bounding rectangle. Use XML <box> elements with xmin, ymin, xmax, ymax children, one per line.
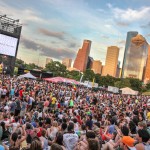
<box><xmin>25</xmin><ymin>63</ymin><xmax>42</xmax><ymax>70</ymax></box>
<box><xmin>83</xmin><ymin>69</ymin><xmax>95</xmax><ymax>82</ymax></box>
<box><xmin>67</xmin><ymin>70</ymin><xmax>81</xmax><ymax>81</ymax></box>
<box><xmin>129</xmin><ymin>78</ymin><xmax>142</xmax><ymax>92</ymax></box>
<box><xmin>99</xmin><ymin>75</ymin><xmax>116</xmax><ymax>86</ymax></box>
<box><xmin>114</xmin><ymin>79</ymin><xmax>131</xmax><ymax>89</ymax></box>
<box><xmin>15</xmin><ymin>58</ymin><xmax>25</xmax><ymax>68</ymax></box>
<box><xmin>146</xmin><ymin>82</ymin><xmax>150</xmax><ymax>90</ymax></box>
<box><xmin>95</xmin><ymin>74</ymin><xmax>101</xmax><ymax>85</ymax></box>
<box><xmin>45</xmin><ymin>61</ymin><xmax>67</xmax><ymax>77</ymax></box>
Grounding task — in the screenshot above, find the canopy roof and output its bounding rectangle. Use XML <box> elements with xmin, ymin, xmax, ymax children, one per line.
<box><xmin>18</xmin><ymin>72</ymin><xmax>37</xmax><ymax>79</ymax></box>
<box><xmin>120</xmin><ymin>87</ymin><xmax>138</xmax><ymax>95</ymax></box>
<box><xmin>44</xmin><ymin>77</ymin><xmax>79</xmax><ymax>84</ymax></box>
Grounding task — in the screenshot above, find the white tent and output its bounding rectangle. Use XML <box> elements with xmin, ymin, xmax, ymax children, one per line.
<box><xmin>18</xmin><ymin>72</ymin><xmax>37</xmax><ymax>79</ymax></box>
<box><xmin>120</xmin><ymin>87</ymin><xmax>138</xmax><ymax>95</ymax></box>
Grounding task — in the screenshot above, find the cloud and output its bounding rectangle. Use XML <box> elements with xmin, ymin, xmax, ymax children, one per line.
<box><xmin>68</xmin><ymin>42</ymin><xmax>79</xmax><ymax>48</ymax></box>
<box><xmin>106</xmin><ymin>3</ymin><xmax>112</xmax><ymax>9</ymax></box>
<box><xmin>113</xmin><ymin>7</ymin><xmax>150</xmax><ymax>22</ymax></box>
<box><xmin>145</xmin><ymin>34</ymin><xmax>150</xmax><ymax>37</ymax></box>
<box><xmin>116</xmin><ymin>22</ymin><xmax>130</xmax><ymax>27</ymax></box>
<box><xmin>140</xmin><ymin>22</ymin><xmax>150</xmax><ymax>28</ymax></box>
<box><xmin>20</xmin><ymin>37</ymin><xmax>76</xmax><ymax>59</ymax></box>
<box><xmin>118</xmin><ymin>40</ymin><xmax>126</xmax><ymax>45</ymax></box>
<box><xmin>38</xmin><ymin>28</ymin><xmax>65</xmax><ymax>40</ymax></box>
<box><xmin>101</xmin><ymin>35</ymin><xmax>109</xmax><ymax>39</ymax></box>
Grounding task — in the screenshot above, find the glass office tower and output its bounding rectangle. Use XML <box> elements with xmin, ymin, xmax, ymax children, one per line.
<box><xmin>122</xmin><ymin>32</ymin><xmax>148</xmax><ymax>80</ymax></box>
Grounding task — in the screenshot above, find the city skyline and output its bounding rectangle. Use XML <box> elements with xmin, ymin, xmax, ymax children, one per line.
<box><xmin>0</xmin><ymin>0</ymin><xmax>150</xmax><ymax>67</ymax></box>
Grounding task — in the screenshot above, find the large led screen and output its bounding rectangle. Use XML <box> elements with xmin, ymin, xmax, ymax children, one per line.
<box><xmin>0</xmin><ymin>34</ymin><xmax>18</xmax><ymax>57</ymax></box>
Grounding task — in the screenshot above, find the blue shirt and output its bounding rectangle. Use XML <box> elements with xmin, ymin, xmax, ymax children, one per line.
<box><xmin>0</xmin><ymin>145</ymin><xmax>4</xmax><ymax>150</ymax></box>
<box><xmin>10</xmin><ymin>89</ymin><xmax>15</xmax><ymax>96</ymax></box>
<box><xmin>108</xmin><ymin>125</ymin><xmax>115</xmax><ymax>134</ymax></box>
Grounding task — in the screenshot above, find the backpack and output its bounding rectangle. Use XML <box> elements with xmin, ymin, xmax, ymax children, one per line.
<box><xmin>1</xmin><ymin>129</ymin><xmax>10</xmax><ymax>140</ymax></box>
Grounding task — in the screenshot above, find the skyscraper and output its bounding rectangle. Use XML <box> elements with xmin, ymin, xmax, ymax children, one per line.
<box><xmin>122</xmin><ymin>31</ymin><xmax>138</xmax><ymax>78</ymax></box>
<box><xmin>102</xmin><ymin>46</ymin><xmax>119</xmax><ymax>77</ymax></box>
<box><xmin>73</xmin><ymin>40</ymin><xmax>91</xmax><ymax>72</ymax></box>
<box><xmin>122</xmin><ymin>33</ymin><xmax>148</xmax><ymax>80</ymax></box>
<box><xmin>86</xmin><ymin>56</ymin><xmax>94</xmax><ymax>69</ymax></box>
<box><xmin>62</xmin><ymin>58</ymin><xmax>72</xmax><ymax>68</ymax></box>
<box><xmin>45</xmin><ymin>58</ymin><xmax>53</xmax><ymax>65</ymax></box>
<box><xmin>116</xmin><ymin>61</ymin><xmax>121</xmax><ymax>78</ymax></box>
<box><xmin>144</xmin><ymin>45</ymin><xmax>150</xmax><ymax>83</ymax></box>
<box><xmin>92</xmin><ymin>60</ymin><xmax>102</xmax><ymax>74</ymax></box>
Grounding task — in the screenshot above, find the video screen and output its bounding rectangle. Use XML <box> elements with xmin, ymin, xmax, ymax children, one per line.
<box><xmin>0</xmin><ymin>34</ymin><xmax>18</xmax><ymax>57</ymax></box>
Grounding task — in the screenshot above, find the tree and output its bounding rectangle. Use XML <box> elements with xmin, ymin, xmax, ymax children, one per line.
<box><xmin>15</xmin><ymin>58</ymin><xmax>25</xmax><ymax>68</ymax></box>
<box><xmin>95</xmin><ymin>74</ymin><xmax>101</xmax><ymax>85</ymax></box>
<box><xmin>24</xmin><ymin>63</ymin><xmax>42</xmax><ymax>70</ymax></box>
<box><xmin>114</xmin><ymin>79</ymin><xmax>131</xmax><ymax>89</ymax></box>
<box><xmin>83</xmin><ymin>69</ymin><xmax>95</xmax><ymax>82</ymax></box>
<box><xmin>99</xmin><ymin>75</ymin><xmax>116</xmax><ymax>87</ymax></box>
<box><xmin>128</xmin><ymin>78</ymin><xmax>142</xmax><ymax>92</ymax></box>
<box><xmin>67</xmin><ymin>70</ymin><xmax>81</xmax><ymax>81</ymax></box>
<box><xmin>146</xmin><ymin>82</ymin><xmax>150</xmax><ymax>90</ymax></box>
<box><xmin>45</xmin><ymin>61</ymin><xmax>67</xmax><ymax>77</ymax></box>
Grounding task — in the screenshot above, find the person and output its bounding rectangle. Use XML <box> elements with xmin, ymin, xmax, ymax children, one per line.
<box><xmin>9</xmin><ymin>98</ymin><xmax>16</xmax><ymax>114</ymax></box>
<box><xmin>52</xmin><ymin>132</ymin><xmax>66</xmax><ymax>149</ymax></box>
<box><xmin>9</xmin><ymin>125</ymin><xmax>26</xmax><ymax>150</ymax></box>
<box><xmin>47</xmin><ymin>121</ymin><xmax>59</xmax><ymax>141</ymax></box>
<box><xmin>15</xmin><ymin>98</ymin><xmax>21</xmax><ymax>116</ymax></box>
<box><xmin>40</xmin><ymin>129</ymin><xmax>49</xmax><ymax>150</ymax></box>
<box><xmin>29</xmin><ymin>137</ymin><xmax>42</xmax><ymax>150</ymax></box>
<box><xmin>63</xmin><ymin>122</ymin><xmax>78</xmax><ymax>150</ymax></box>
<box><xmin>20</xmin><ymin>99</ymin><xmax>27</xmax><ymax>117</ymax></box>
<box><xmin>10</xmin><ymin>86</ymin><xmax>15</xmax><ymax>100</ymax></box>
<box><xmin>86</xmin><ymin>115</ymin><xmax>93</xmax><ymax>130</ymax></box>
<box><xmin>135</xmin><ymin>129</ymin><xmax>150</xmax><ymax>150</ymax></box>
<box><xmin>43</xmin><ymin>97</ymin><xmax>49</xmax><ymax>113</ymax></box>
<box><xmin>51</xmin><ymin>143</ymin><xmax>64</xmax><ymax>150</ymax></box>
<box><xmin>51</xmin><ymin>95</ymin><xmax>57</xmax><ymax>108</ymax></box>
<box><xmin>120</xmin><ymin>126</ymin><xmax>136</xmax><ymax>150</ymax></box>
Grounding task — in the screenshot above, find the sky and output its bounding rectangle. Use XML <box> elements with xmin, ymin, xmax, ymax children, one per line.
<box><xmin>0</xmin><ymin>0</ymin><xmax>150</xmax><ymax>67</ymax></box>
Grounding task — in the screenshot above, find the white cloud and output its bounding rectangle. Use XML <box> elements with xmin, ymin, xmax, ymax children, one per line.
<box><xmin>113</xmin><ymin>6</ymin><xmax>150</xmax><ymax>22</ymax></box>
<box><xmin>106</xmin><ymin>3</ymin><xmax>112</xmax><ymax>9</ymax></box>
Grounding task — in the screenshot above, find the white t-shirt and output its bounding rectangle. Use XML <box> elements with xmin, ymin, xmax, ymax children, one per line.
<box><xmin>63</xmin><ymin>133</ymin><xmax>79</xmax><ymax>150</ymax></box>
<box><xmin>12</xmin><ymin>122</ymin><xmax>20</xmax><ymax>132</ymax></box>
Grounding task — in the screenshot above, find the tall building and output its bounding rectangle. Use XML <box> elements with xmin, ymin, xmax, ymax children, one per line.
<box><xmin>122</xmin><ymin>31</ymin><xmax>138</xmax><ymax>78</ymax></box>
<box><xmin>46</xmin><ymin>58</ymin><xmax>53</xmax><ymax>65</ymax></box>
<box><xmin>102</xmin><ymin>46</ymin><xmax>119</xmax><ymax>77</ymax></box>
<box><xmin>73</xmin><ymin>40</ymin><xmax>91</xmax><ymax>72</ymax></box>
<box><xmin>122</xmin><ymin>33</ymin><xmax>148</xmax><ymax>80</ymax></box>
<box><xmin>116</xmin><ymin>61</ymin><xmax>121</xmax><ymax>78</ymax></box>
<box><xmin>62</xmin><ymin>58</ymin><xmax>72</xmax><ymax>68</ymax></box>
<box><xmin>86</xmin><ymin>56</ymin><xmax>94</xmax><ymax>69</ymax></box>
<box><xmin>144</xmin><ymin>45</ymin><xmax>150</xmax><ymax>83</ymax></box>
<box><xmin>92</xmin><ymin>60</ymin><xmax>102</xmax><ymax>74</ymax></box>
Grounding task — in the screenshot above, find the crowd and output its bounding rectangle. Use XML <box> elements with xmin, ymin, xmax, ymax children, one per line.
<box><xmin>0</xmin><ymin>75</ymin><xmax>150</xmax><ymax>150</ymax></box>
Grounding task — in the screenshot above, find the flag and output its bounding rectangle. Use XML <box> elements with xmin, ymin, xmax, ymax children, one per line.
<box><xmin>92</xmin><ymin>78</ymin><xmax>95</xmax><ymax>87</ymax></box>
<box><xmin>0</xmin><ymin>62</ymin><xmax>3</xmax><ymax>73</ymax></box>
<box><xmin>72</xmin><ymin>83</ymin><xmax>76</xmax><ymax>91</ymax></box>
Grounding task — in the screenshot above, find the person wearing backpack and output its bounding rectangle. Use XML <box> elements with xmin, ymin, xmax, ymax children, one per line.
<box><xmin>15</xmin><ymin>98</ymin><xmax>21</xmax><ymax>116</ymax></box>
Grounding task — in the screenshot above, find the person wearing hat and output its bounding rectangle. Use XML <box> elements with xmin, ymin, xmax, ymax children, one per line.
<box><xmin>120</xmin><ymin>126</ymin><xmax>136</xmax><ymax>150</ymax></box>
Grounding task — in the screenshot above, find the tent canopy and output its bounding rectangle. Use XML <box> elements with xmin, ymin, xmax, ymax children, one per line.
<box><xmin>44</xmin><ymin>77</ymin><xmax>79</xmax><ymax>84</ymax></box>
<box><xmin>18</xmin><ymin>72</ymin><xmax>37</xmax><ymax>79</ymax></box>
<box><xmin>120</xmin><ymin>87</ymin><xmax>138</xmax><ymax>95</ymax></box>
